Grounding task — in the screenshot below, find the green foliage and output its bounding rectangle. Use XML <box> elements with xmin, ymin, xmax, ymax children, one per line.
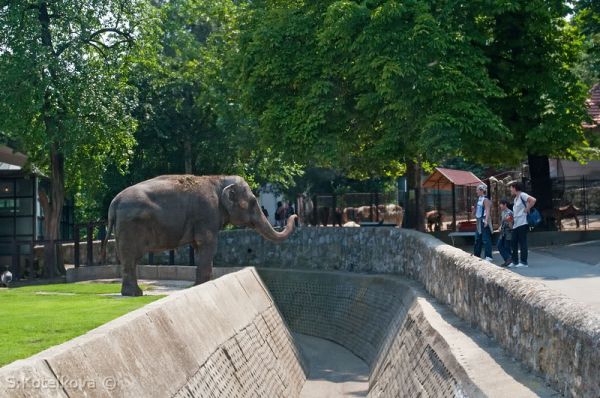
<box><xmin>1</xmin><ymin>0</ymin><xmax>594</xmax><ymax>219</ymax></box>
<box><xmin>573</xmin><ymin>0</ymin><xmax>600</xmax><ymax>85</ymax></box>
<box><xmin>282</xmin><ymin>167</ymin><xmax>398</xmax><ymax>200</ymax></box>
<box><xmin>482</xmin><ymin>0</ymin><xmax>590</xmax><ymax>162</ymax></box>
<box><xmin>233</xmin><ymin>0</ymin><xmax>510</xmax><ymax>177</ymax></box>
<box><xmin>95</xmin><ymin>0</ymin><xmax>303</xmax><ymax>216</ymax></box>
<box><xmin>0</xmin><ymin>0</ymin><xmax>156</xmax><ymax>221</ymax></box>
<box><xmin>232</xmin><ymin>0</ymin><xmax>591</xmax><ymax>176</ymax></box>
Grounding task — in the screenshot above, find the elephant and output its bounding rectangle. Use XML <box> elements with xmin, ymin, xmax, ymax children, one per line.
<box><xmin>101</xmin><ymin>175</ymin><xmax>297</xmax><ymax>296</ymax></box>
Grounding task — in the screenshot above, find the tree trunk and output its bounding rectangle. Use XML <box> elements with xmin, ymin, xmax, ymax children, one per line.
<box><xmin>39</xmin><ymin>146</ymin><xmax>66</xmax><ymax>277</ymax></box>
<box><xmin>184</xmin><ymin>140</ymin><xmax>193</xmax><ymax>174</ymax></box>
<box><xmin>527</xmin><ymin>154</ymin><xmax>555</xmax><ymax>230</ymax></box>
<box><xmin>36</xmin><ymin>4</ymin><xmax>66</xmax><ymax>275</ymax></box>
<box><xmin>404</xmin><ymin>160</ymin><xmax>426</xmax><ymax>231</ymax></box>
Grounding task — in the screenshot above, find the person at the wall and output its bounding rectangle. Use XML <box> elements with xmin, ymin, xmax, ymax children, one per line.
<box><xmin>472</xmin><ymin>184</ymin><xmax>493</xmax><ymax>262</ymax></box>
<box><xmin>497</xmin><ymin>198</ymin><xmax>514</xmax><ymax>267</ymax></box>
<box><xmin>510</xmin><ymin>181</ymin><xmax>536</xmax><ymax>268</ymax></box>
<box><xmin>261</xmin><ymin>205</ymin><xmax>269</xmax><ymax>219</ymax></box>
<box><xmin>275</xmin><ymin>201</ymin><xmax>286</xmax><ymax>228</ymax></box>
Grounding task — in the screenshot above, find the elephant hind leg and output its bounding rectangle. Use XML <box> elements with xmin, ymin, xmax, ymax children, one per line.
<box><xmin>119</xmin><ymin>250</ymin><xmax>143</xmax><ymax>297</ymax></box>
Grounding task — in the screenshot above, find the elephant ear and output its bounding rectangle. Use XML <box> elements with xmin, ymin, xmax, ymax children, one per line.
<box><xmin>221</xmin><ymin>184</ymin><xmax>238</xmax><ymax>211</ymax></box>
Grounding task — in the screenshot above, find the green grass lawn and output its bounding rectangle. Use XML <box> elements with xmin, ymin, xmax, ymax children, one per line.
<box><xmin>0</xmin><ymin>282</ymin><xmax>163</xmax><ymax>367</ymax></box>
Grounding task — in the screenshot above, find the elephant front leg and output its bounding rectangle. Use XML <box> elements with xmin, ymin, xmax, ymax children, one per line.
<box><xmin>194</xmin><ymin>238</ymin><xmax>217</xmax><ymax>285</ymax></box>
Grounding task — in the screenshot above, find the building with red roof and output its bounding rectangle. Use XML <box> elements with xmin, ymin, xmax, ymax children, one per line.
<box><xmin>584</xmin><ymin>83</ymin><xmax>600</xmax><ymax>130</ymax></box>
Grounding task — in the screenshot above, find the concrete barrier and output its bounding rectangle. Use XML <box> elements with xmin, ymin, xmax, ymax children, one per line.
<box><xmin>0</xmin><ymin>268</ymin><xmax>306</xmax><ymax>397</ymax></box>
<box><xmin>259</xmin><ymin>269</ymin><xmax>558</xmax><ymax>397</ymax></box>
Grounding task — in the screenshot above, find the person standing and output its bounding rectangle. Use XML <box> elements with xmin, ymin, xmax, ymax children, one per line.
<box><xmin>497</xmin><ymin>198</ymin><xmax>514</xmax><ymax>267</ymax></box>
<box><xmin>275</xmin><ymin>201</ymin><xmax>286</xmax><ymax>228</ymax></box>
<box><xmin>510</xmin><ymin>182</ymin><xmax>537</xmax><ymax>268</ymax></box>
<box><xmin>261</xmin><ymin>205</ymin><xmax>269</xmax><ymax>219</ymax></box>
<box><xmin>472</xmin><ymin>184</ymin><xmax>493</xmax><ymax>261</ymax></box>
<box><xmin>285</xmin><ymin>201</ymin><xmax>298</xmax><ymax>227</ymax></box>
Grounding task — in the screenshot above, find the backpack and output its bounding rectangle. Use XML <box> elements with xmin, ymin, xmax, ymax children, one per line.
<box><xmin>521</xmin><ymin>195</ymin><xmax>542</xmax><ymax>228</ymax></box>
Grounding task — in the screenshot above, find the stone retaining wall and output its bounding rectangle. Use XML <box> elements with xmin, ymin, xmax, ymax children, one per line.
<box><xmin>0</xmin><ymin>268</ymin><xmax>306</xmax><ymax>397</ymax></box>
<box><xmin>217</xmin><ymin>227</ymin><xmax>600</xmax><ymax>397</ymax></box>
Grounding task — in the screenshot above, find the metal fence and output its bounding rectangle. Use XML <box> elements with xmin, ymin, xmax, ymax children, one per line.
<box><xmin>421</xmin><ymin>185</ymin><xmax>479</xmax><ymax>231</ymax></box>
<box><xmin>549</xmin><ymin>176</ymin><xmax>600</xmax><ymax>231</ymax></box>
<box><xmin>298</xmin><ymin>192</ymin><xmax>400</xmax><ymax>226</ymax></box>
<box><xmin>420</xmin><ymin>175</ymin><xmax>600</xmax><ymax>231</ymax></box>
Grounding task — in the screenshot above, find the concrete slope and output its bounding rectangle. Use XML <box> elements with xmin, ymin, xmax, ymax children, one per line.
<box><xmin>260</xmin><ymin>268</ymin><xmax>559</xmax><ymax>398</ymax></box>
<box><xmin>0</xmin><ymin>268</ymin><xmax>306</xmax><ymax>397</ymax></box>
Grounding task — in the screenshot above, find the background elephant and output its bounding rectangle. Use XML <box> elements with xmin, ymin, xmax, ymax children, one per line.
<box><xmin>101</xmin><ymin>175</ymin><xmax>297</xmax><ymax>296</ymax></box>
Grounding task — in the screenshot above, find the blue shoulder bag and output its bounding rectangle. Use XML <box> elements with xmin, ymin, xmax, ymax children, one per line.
<box><xmin>521</xmin><ymin>196</ymin><xmax>542</xmax><ymax>227</ymax></box>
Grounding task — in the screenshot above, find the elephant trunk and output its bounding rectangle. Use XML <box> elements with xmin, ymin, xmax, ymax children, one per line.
<box><xmin>253</xmin><ymin>209</ymin><xmax>297</xmax><ymax>242</ymax></box>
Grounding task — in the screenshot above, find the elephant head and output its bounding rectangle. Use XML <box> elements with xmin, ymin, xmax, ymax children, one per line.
<box><xmin>221</xmin><ymin>180</ymin><xmax>297</xmax><ymax>241</ymax></box>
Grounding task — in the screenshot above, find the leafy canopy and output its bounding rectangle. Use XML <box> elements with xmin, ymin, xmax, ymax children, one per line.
<box><xmin>0</xmin><ymin>0</ymin><xmax>156</xmax><ymax>208</ymax></box>
<box><xmin>232</xmin><ymin>0</ymin><xmax>591</xmax><ymax>176</ymax></box>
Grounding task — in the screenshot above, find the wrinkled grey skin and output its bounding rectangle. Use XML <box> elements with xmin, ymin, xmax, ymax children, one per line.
<box><xmin>101</xmin><ymin>175</ymin><xmax>297</xmax><ymax>296</ymax></box>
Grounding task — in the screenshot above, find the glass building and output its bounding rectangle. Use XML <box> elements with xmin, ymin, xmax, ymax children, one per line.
<box><xmin>0</xmin><ymin>146</ymin><xmax>73</xmax><ymax>277</ymax></box>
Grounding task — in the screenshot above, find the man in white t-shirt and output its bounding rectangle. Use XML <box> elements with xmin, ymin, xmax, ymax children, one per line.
<box><xmin>510</xmin><ymin>181</ymin><xmax>536</xmax><ymax>268</ymax></box>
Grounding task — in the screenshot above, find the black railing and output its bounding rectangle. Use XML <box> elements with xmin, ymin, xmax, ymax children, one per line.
<box><xmin>72</xmin><ymin>221</ymin><xmax>107</xmax><ymax>268</ymax></box>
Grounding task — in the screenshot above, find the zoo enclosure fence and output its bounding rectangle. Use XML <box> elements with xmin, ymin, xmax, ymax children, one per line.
<box><xmin>421</xmin><ymin>175</ymin><xmax>600</xmax><ymax>231</ymax></box>
<box><xmin>302</xmin><ymin>191</ymin><xmax>400</xmax><ymax>226</ymax></box>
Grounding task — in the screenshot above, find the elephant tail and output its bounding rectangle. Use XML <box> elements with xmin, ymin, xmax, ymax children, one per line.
<box><xmin>101</xmin><ymin>201</ymin><xmax>116</xmax><ymax>265</ymax></box>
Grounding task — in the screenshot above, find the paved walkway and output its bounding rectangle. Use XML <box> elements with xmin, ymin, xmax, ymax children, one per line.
<box><xmin>487</xmin><ymin>240</ymin><xmax>600</xmax><ymax>313</ymax></box>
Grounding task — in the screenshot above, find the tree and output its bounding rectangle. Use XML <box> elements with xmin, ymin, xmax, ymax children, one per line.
<box><xmin>94</xmin><ymin>0</ymin><xmax>304</xmax><ymax>217</ymax></box>
<box><xmin>233</xmin><ymin>0</ymin><xmax>591</xmax><ymax>229</ymax></box>
<box><xmin>480</xmin><ymin>1</ymin><xmax>590</xmax><ymax>226</ymax></box>
<box><xmin>0</xmin><ymin>0</ymin><xmax>151</xmax><ymax>275</ymax></box>
<box><xmin>232</xmin><ymin>0</ymin><xmax>508</xmax><ymax>229</ymax></box>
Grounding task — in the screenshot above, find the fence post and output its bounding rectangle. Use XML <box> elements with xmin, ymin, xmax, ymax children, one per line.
<box><xmin>148</xmin><ymin>252</ymin><xmax>154</xmax><ymax>265</ymax></box>
<box><xmin>189</xmin><ymin>245</ymin><xmax>194</xmax><ymax>266</ymax></box>
<box><xmin>452</xmin><ymin>183</ymin><xmax>457</xmax><ymax>231</ymax></box>
<box><xmin>11</xmin><ymin>239</ymin><xmax>17</xmax><ymax>278</ymax></box>
<box><xmin>313</xmin><ymin>195</ymin><xmax>318</xmax><ymax>226</ymax></box>
<box><xmin>26</xmin><ymin>240</ymin><xmax>34</xmax><ymax>278</ymax></box>
<box><xmin>370</xmin><ymin>193</ymin><xmax>375</xmax><ymax>221</ymax></box>
<box><xmin>582</xmin><ymin>176</ymin><xmax>588</xmax><ymax>231</ymax></box>
<box><xmin>332</xmin><ymin>194</ymin><xmax>337</xmax><ymax>226</ymax></box>
<box><xmin>169</xmin><ymin>250</ymin><xmax>175</xmax><ymax>265</ymax></box>
<box><xmin>74</xmin><ymin>225</ymin><xmax>80</xmax><ymax>268</ymax></box>
<box><xmin>86</xmin><ymin>223</ymin><xmax>94</xmax><ymax>266</ymax></box>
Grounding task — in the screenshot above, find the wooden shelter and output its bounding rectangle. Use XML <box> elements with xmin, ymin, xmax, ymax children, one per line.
<box><xmin>422</xmin><ymin>167</ymin><xmax>484</xmax><ymax>231</ymax></box>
